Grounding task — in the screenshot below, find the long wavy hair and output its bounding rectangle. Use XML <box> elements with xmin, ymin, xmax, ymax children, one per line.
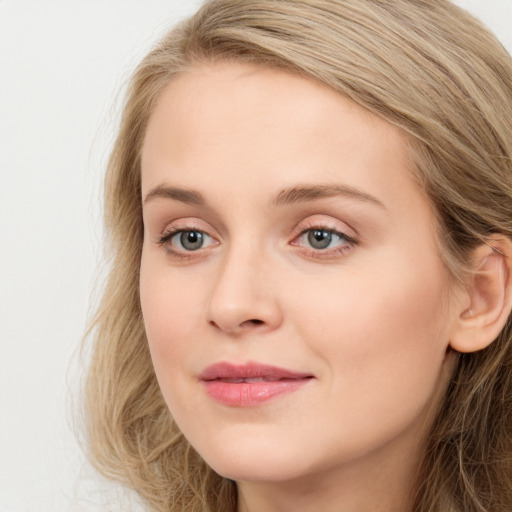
<box><xmin>83</xmin><ymin>1</ymin><xmax>512</xmax><ymax>511</ymax></box>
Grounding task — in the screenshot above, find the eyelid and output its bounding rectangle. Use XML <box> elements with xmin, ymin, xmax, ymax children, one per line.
<box><xmin>157</xmin><ymin>218</ymin><xmax>218</xmax><ymax>240</ymax></box>
<box><xmin>159</xmin><ymin>227</ymin><xmax>217</xmax><ymax>246</ymax></box>
<box><xmin>292</xmin><ymin>216</ymin><xmax>357</xmax><ymax>241</ymax></box>
<box><xmin>289</xmin><ymin>217</ymin><xmax>358</xmax><ymax>257</ymax></box>
<box><xmin>157</xmin><ymin>219</ymin><xmax>220</xmax><ymax>258</ymax></box>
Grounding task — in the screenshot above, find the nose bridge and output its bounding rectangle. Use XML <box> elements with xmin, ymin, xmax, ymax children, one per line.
<box><xmin>207</xmin><ymin>236</ymin><xmax>281</xmax><ymax>333</ymax></box>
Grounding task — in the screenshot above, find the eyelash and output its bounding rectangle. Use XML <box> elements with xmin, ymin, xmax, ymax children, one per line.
<box><xmin>157</xmin><ymin>223</ymin><xmax>358</xmax><ymax>260</ymax></box>
<box><xmin>158</xmin><ymin>225</ymin><xmax>214</xmax><ymax>260</ymax></box>
<box><xmin>292</xmin><ymin>222</ymin><xmax>358</xmax><ymax>258</ymax></box>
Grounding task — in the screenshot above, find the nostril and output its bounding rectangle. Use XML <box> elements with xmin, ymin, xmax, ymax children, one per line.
<box><xmin>208</xmin><ymin>318</ymin><xmax>264</xmax><ymax>330</ymax></box>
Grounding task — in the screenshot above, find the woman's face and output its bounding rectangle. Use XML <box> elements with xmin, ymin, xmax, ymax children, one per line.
<box><xmin>140</xmin><ymin>62</ymin><xmax>460</xmax><ymax>486</ymax></box>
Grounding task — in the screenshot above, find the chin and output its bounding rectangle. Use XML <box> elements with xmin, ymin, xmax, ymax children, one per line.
<box><xmin>191</xmin><ymin>430</ymin><xmax>322</xmax><ymax>484</ymax></box>
<box><xmin>206</xmin><ymin>454</ymin><xmax>309</xmax><ymax>483</ymax></box>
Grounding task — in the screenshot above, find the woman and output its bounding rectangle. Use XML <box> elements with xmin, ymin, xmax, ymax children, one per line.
<box><xmin>83</xmin><ymin>1</ymin><xmax>512</xmax><ymax>511</ymax></box>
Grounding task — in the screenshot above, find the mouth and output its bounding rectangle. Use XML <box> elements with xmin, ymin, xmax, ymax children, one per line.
<box><xmin>199</xmin><ymin>362</ymin><xmax>314</xmax><ymax>407</ymax></box>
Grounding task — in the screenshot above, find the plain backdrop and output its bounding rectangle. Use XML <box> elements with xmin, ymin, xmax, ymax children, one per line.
<box><xmin>0</xmin><ymin>1</ymin><xmax>511</xmax><ymax>511</ymax></box>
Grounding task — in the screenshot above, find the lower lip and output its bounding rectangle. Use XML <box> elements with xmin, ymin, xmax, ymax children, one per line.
<box><xmin>203</xmin><ymin>379</ymin><xmax>311</xmax><ymax>407</ymax></box>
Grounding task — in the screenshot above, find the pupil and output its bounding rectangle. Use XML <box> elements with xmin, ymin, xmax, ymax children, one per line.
<box><xmin>308</xmin><ymin>229</ymin><xmax>332</xmax><ymax>249</ymax></box>
<box><xmin>180</xmin><ymin>230</ymin><xmax>203</xmax><ymax>250</ymax></box>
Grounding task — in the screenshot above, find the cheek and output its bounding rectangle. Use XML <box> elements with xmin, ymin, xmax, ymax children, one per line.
<box><xmin>346</xmin><ymin>268</ymin><xmax>447</xmax><ymax>353</ymax></box>
<box><xmin>294</xmin><ymin>248</ymin><xmax>450</xmax><ymax>353</ymax></box>
<box><xmin>139</xmin><ymin>256</ymin><xmax>204</xmax><ymax>385</ymax></box>
<box><xmin>140</xmin><ymin>266</ymin><xmax>211</xmax><ymax>430</ymax></box>
<box><xmin>292</xmin><ymin>248</ymin><xmax>453</xmax><ymax>432</ymax></box>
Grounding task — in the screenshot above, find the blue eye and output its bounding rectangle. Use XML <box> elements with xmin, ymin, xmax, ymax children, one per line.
<box><xmin>176</xmin><ymin>230</ymin><xmax>205</xmax><ymax>251</ymax></box>
<box><xmin>297</xmin><ymin>228</ymin><xmax>354</xmax><ymax>252</ymax></box>
<box><xmin>307</xmin><ymin>229</ymin><xmax>334</xmax><ymax>249</ymax></box>
<box><xmin>159</xmin><ymin>229</ymin><xmax>216</xmax><ymax>253</ymax></box>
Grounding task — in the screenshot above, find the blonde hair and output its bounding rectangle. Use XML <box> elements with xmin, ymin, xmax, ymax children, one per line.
<box><xmin>83</xmin><ymin>1</ymin><xmax>512</xmax><ymax>511</ymax></box>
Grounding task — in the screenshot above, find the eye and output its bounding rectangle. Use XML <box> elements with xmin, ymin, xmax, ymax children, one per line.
<box><xmin>306</xmin><ymin>229</ymin><xmax>338</xmax><ymax>249</ymax></box>
<box><xmin>159</xmin><ymin>228</ymin><xmax>218</xmax><ymax>255</ymax></box>
<box><xmin>291</xmin><ymin>224</ymin><xmax>357</xmax><ymax>258</ymax></box>
<box><xmin>175</xmin><ymin>230</ymin><xmax>206</xmax><ymax>251</ymax></box>
<box><xmin>299</xmin><ymin>228</ymin><xmax>350</xmax><ymax>250</ymax></box>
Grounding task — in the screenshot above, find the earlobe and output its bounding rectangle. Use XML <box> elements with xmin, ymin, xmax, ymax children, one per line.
<box><xmin>450</xmin><ymin>236</ymin><xmax>512</xmax><ymax>353</ymax></box>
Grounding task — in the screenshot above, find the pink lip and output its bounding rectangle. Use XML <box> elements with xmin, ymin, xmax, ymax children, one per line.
<box><xmin>199</xmin><ymin>362</ymin><xmax>314</xmax><ymax>407</ymax></box>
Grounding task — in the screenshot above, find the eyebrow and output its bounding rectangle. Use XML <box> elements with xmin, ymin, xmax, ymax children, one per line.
<box><xmin>144</xmin><ymin>185</ymin><xmax>206</xmax><ymax>206</ymax></box>
<box><xmin>143</xmin><ymin>183</ymin><xmax>385</xmax><ymax>209</ymax></box>
<box><xmin>272</xmin><ymin>184</ymin><xmax>385</xmax><ymax>209</ymax></box>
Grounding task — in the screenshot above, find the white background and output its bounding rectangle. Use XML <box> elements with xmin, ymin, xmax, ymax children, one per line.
<box><xmin>0</xmin><ymin>1</ymin><xmax>511</xmax><ymax>511</ymax></box>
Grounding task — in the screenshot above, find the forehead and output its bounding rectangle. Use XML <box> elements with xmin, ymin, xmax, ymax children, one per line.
<box><xmin>141</xmin><ymin>61</ymin><xmax>425</xmax><ymax>218</ymax></box>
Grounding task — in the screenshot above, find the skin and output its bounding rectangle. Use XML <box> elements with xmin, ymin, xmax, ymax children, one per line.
<box><xmin>139</xmin><ymin>62</ymin><xmax>463</xmax><ymax>512</ymax></box>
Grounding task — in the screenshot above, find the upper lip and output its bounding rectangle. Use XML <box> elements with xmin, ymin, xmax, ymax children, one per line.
<box><xmin>199</xmin><ymin>361</ymin><xmax>314</xmax><ymax>382</ymax></box>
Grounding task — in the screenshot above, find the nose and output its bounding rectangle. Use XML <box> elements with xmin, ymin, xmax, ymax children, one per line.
<box><xmin>207</xmin><ymin>246</ymin><xmax>283</xmax><ymax>335</ymax></box>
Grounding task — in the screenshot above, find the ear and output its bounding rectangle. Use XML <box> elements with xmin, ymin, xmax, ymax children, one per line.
<box><xmin>450</xmin><ymin>236</ymin><xmax>512</xmax><ymax>353</ymax></box>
